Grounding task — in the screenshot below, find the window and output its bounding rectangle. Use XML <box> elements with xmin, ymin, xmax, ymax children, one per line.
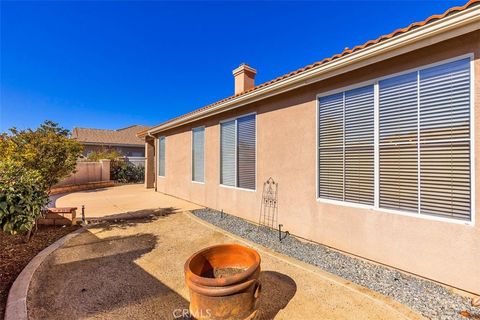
<box><xmin>220</xmin><ymin>114</ymin><xmax>256</xmax><ymax>190</ymax></box>
<box><xmin>158</xmin><ymin>136</ymin><xmax>165</xmax><ymax>177</ymax></box>
<box><xmin>318</xmin><ymin>85</ymin><xmax>375</xmax><ymax>205</ymax></box>
<box><xmin>379</xmin><ymin>72</ymin><xmax>419</xmax><ymax>212</ymax></box>
<box><xmin>192</xmin><ymin>127</ymin><xmax>205</xmax><ymax>182</ymax></box>
<box><xmin>318</xmin><ymin>56</ymin><xmax>472</xmax><ymax>221</ymax></box>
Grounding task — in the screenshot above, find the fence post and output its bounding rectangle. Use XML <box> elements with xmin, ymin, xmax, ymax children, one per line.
<box><xmin>100</xmin><ymin>159</ymin><xmax>111</xmax><ymax>181</ymax></box>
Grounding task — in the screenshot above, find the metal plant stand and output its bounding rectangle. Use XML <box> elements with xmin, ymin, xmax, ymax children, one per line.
<box><xmin>259</xmin><ymin>177</ymin><xmax>278</xmax><ymax>229</ymax></box>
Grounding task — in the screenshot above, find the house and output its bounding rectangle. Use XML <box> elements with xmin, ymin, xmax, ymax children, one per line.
<box><xmin>73</xmin><ymin>125</ymin><xmax>149</xmax><ymax>159</ymax></box>
<box><xmin>139</xmin><ymin>1</ymin><xmax>480</xmax><ymax>294</ymax></box>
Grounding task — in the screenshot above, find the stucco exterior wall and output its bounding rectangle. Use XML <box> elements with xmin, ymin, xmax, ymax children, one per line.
<box><xmin>152</xmin><ymin>31</ymin><xmax>480</xmax><ymax>294</ymax></box>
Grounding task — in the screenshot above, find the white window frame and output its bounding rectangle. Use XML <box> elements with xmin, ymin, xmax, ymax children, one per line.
<box><xmin>158</xmin><ymin>136</ymin><xmax>166</xmax><ymax>178</ymax></box>
<box><xmin>219</xmin><ymin>112</ymin><xmax>257</xmax><ymax>192</ymax></box>
<box><xmin>191</xmin><ymin>126</ymin><xmax>205</xmax><ymax>184</ymax></box>
<box><xmin>316</xmin><ymin>53</ymin><xmax>475</xmax><ymax>226</ymax></box>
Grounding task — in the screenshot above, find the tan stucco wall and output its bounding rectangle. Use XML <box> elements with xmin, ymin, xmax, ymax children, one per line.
<box><xmin>152</xmin><ymin>31</ymin><xmax>480</xmax><ymax>294</ymax></box>
<box><xmin>145</xmin><ymin>138</ymin><xmax>155</xmax><ymax>188</ymax></box>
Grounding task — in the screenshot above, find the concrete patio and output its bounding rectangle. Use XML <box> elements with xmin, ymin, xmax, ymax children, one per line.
<box><xmin>52</xmin><ymin>184</ymin><xmax>202</xmax><ymax>218</ymax></box>
<box><xmin>30</xmin><ymin>186</ymin><xmax>423</xmax><ymax>319</ymax></box>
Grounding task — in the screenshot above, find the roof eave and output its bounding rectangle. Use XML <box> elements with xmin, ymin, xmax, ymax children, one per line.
<box><xmin>148</xmin><ymin>5</ymin><xmax>480</xmax><ymax>136</ymax></box>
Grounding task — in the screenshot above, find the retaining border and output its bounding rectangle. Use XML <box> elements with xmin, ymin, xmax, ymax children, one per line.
<box><xmin>4</xmin><ymin>227</ymin><xmax>86</xmax><ymax>320</ymax></box>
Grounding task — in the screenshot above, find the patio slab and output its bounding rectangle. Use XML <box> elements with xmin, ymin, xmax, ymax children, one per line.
<box><xmin>52</xmin><ymin>184</ymin><xmax>202</xmax><ymax>218</ymax></box>
<box><xmin>27</xmin><ymin>207</ymin><xmax>423</xmax><ymax>319</ymax></box>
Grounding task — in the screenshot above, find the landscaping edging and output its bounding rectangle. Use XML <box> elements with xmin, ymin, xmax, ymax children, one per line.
<box><xmin>49</xmin><ymin>181</ymin><xmax>115</xmax><ymax>195</ymax></box>
<box><xmin>191</xmin><ymin>208</ymin><xmax>479</xmax><ymax>320</ymax></box>
<box><xmin>4</xmin><ymin>227</ymin><xmax>86</xmax><ymax>320</ymax></box>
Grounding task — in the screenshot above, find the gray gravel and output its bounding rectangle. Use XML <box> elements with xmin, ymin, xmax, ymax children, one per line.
<box><xmin>192</xmin><ymin>208</ymin><xmax>478</xmax><ymax>320</ymax></box>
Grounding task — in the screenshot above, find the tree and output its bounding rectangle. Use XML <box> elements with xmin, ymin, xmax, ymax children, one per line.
<box><xmin>0</xmin><ymin>121</ymin><xmax>82</xmax><ymax>238</ymax></box>
<box><xmin>0</xmin><ymin>120</ymin><xmax>83</xmax><ymax>189</ymax></box>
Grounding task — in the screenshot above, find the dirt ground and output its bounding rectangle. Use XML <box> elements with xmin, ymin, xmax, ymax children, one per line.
<box><xmin>27</xmin><ymin>211</ymin><xmax>423</xmax><ymax>320</ymax></box>
<box><xmin>0</xmin><ymin>225</ymin><xmax>79</xmax><ymax>319</ymax></box>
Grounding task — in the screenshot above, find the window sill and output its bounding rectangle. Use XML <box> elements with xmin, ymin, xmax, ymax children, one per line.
<box><xmin>316</xmin><ymin>197</ymin><xmax>474</xmax><ymax>226</ymax></box>
<box><xmin>219</xmin><ymin>184</ymin><xmax>256</xmax><ymax>192</ymax></box>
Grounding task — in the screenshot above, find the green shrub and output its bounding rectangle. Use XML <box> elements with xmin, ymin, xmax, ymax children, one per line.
<box><xmin>0</xmin><ymin>120</ymin><xmax>83</xmax><ymax>189</ymax></box>
<box><xmin>0</xmin><ymin>161</ymin><xmax>49</xmax><ymax>235</ymax></box>
<box><xmin>111</xmin><ymin>161</ymin><xmax>145</xmax><ymax>183</ymax></box>
<box><xmin>0</xmin><ymin>120</ymin><xmax>80</xmax><ymax>238</ymax></box>
<box><xmin>86</xmin><ymin>149</ymin><xmax>122</xmax><ymax>162</ymax></box>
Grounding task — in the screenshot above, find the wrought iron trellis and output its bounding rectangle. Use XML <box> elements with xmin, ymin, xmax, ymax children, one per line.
<box><xmin>258</xmin><ymin>177</ymin><xmax>278</xmax><ymax>229</ymax></box>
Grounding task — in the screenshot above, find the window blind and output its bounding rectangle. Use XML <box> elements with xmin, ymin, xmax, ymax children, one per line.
<box><xmin>158</xmin><ymin>136</ymin><xmax>165</xmax><ymax>177</ymax></box>
<box><xmin>237</xmin><ymin>114</ymin><xmax>256</xmax><ymax>190</ymax></box>
<box><xmin>220</xmin><ymin>114</ymin><xmax>256</xmax><ymax>190</ymax></box>
<box><xmin>318</xmin><ymin>85</ymin><xmax>374</xmax><ymax>205</ymax></box>
<box><xmin>318</xmin><ymin>93</ymin><xmax>344</xmax><ymax>200</ymax></box>
<box><xmin>379</xmin><ymin>72</ymin><xmax>419</xmax><ymax>211</ymax></box>
<box><xmin>220</xmin><ymin>120</ymin><xmax>236</xmax><ymax>186</ymax></box>
<box><xmin>319</xmin><ymin>56</ymin><xmax>471</xmax><ymax>221</ymax></box>
<box><xmin>192</xmin><ymin>127</ymin><xmax>205</xmax><ymax>182</ymax></box>
<box><xmin>377</xmin><ymin>58</ymin><xmax>471</xmax><ymax>220</ymax></box>
<box><xmin>345</xmin><ymin>86</ymin><xmax>375</xmax><ymax>205</ymax></box>
<box><xmin>419</xmin><ymin>59</ymin><xmax>471</xmax><ymax>219</ymax></box>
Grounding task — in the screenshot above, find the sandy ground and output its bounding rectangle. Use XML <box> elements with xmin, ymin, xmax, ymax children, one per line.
<box><xmin>52</xmin><ymin>184</ymin><xmax>202</xmax><ymax>218</ymax></box>
<box><xmin>27</xmin><ymin>190</ymin><xmax>423</xmax><ymax>320</ymax></box>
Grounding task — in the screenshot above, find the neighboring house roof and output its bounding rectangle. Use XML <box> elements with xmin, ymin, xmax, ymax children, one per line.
<box><xmin>140</xmin><ymin>0</ymin><xmax>479</xmax><ymax>137</ymax></box>
<box><xmin>73</xmin><ymin>125</ymin><xmax>150</xmax><ymax>146</ymax></box>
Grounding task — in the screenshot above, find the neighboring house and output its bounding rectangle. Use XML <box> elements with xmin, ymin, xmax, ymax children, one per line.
<box><xmin>139</xmin><ymin>1</ymin><xmax>480</xmax><ymax>294</ymax></box>
<box><xmin>73</xmin><ymin>125</ymin><xmax>149</xmax><ymax>158</ymax></box>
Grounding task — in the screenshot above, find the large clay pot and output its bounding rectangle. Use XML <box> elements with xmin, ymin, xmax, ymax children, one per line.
<box><xmin>184</xmin><ymin>244</ymin><xmax>261</xmax><ymax>320</ymax></box>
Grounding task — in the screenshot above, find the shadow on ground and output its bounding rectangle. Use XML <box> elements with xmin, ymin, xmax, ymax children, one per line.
<box><xmin>27</xmin><ymin>229</ymin><xmax>190</xmax><ymax>319</ymax></box>
<box><xmin>257</xmin><ymin>271</ymin><xmax>297</xmax><ymax>319</ymax></box>
<box><xmin>27</xmin><ymin>217</ymin><xmax>297</xmax><ymax>320</ymax></box>
<box><xmin>87</xmin><ymin>207</ymin><xmax>179</xmax><ymax>232</ymax></box>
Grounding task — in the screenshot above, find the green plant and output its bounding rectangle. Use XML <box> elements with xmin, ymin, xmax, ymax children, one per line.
<box><xmin>86</xmin><ymin>149</ymin><xmax>122</xmax><ymax>162</ymax></box>
<box><xmin>111</xmin><ymin>161</ymin><xmax>145</xmax><ymax>183</ymax></box>
<box><xmin>0</xmin><ymin>120</ymin><xmax>81</xmax><ymax>238</ymax></box>
<box><xmin>0</xmin><ymin>160</ymin><xmax>49</xmax><ymax>237</ymax></box>
<box><xmin>0</xmin><ymin>120</ymin><xmax>83</xmax><ymax>189</ymax></box>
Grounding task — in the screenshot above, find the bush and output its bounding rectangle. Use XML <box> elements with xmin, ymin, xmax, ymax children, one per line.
<box><xmin>111</xmin><ymin>161</ymin><xmax>145</xmax><ymax>183</ymax></box>
<box><xmin>0</xmin><ymin>120</ymin><xmax>81</xmax><ymax>237</ymax></box>
<box><xmin>85</xmin><ymin>149</ymin><xmax>122</xmax><ymax>162</ymax></box>
<box><xmin>0</xmin><ymin>121</ymin><xmax>83</xmax><ymax>189</ymax></box>
<box><xmin>0</xmin><ymin>161</ymin><xmax>49</xmax><ymax>235</ymax></box>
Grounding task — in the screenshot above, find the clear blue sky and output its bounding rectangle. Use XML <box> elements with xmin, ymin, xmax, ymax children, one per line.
<box><xmin>0</xmin><ymin>0</ymin><xmax>464</xmax><ymax>132</ymax></box>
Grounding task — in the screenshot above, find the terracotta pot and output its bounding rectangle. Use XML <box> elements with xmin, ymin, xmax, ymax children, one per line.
<box><xmin>184</xmin><ymin>244</ymin><xmax>261</xmax><ymax>320</ymax></box>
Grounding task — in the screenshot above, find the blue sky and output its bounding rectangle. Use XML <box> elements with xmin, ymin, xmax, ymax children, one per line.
<box><xmin>0</xmin><ymin>0</ymin><xmax>464</xmax><ymax>132</ymax></box>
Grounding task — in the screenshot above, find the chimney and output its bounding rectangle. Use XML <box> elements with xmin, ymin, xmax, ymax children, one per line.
<box><xmin>232</xmin><ymin>63</ymin><xmax>257</xmax><ymax>95</ymax></box>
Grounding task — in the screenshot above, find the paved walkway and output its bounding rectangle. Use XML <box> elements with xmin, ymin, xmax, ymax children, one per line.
<box><xmin>30</xmin><ymin>187</ymin><xmax>423</xmax><ymax>319</ymax></box>
<box><xmin>53</xmin><ymin>184</ymin><xmax>202</xmax><ymax>218</ymax></box>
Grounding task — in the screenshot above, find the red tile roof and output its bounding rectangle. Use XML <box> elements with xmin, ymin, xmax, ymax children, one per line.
<box><xmin>143</xmin><ymin>0</ymin><xmax>478</xmax><ymax>136</ymax></box>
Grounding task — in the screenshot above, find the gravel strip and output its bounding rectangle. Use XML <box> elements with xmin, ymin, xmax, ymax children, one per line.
<box><xmin>192</xmin><ymin>208</ymin><xmax>478</xmax><ymax>320</ymax></box>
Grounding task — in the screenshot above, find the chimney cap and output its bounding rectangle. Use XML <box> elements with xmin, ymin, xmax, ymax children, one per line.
<box><xmin>233</xmin><ymin>63</ymin><xmax>257</xmax><ymax>76</ymax></box>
